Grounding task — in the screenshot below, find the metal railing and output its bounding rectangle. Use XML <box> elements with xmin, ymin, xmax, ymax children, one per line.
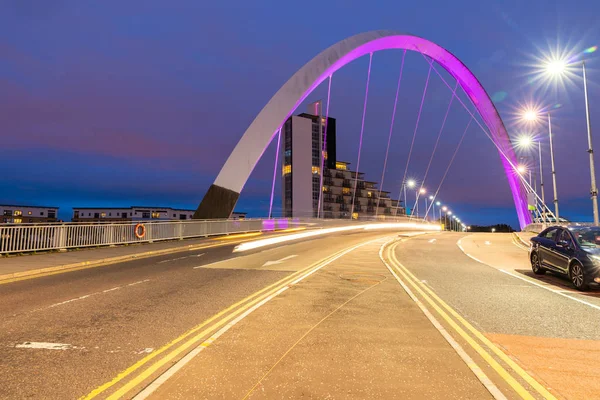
<box><xmin>0</xmin><ymin>218</ymin><xmax>298</xmax><ymax>254</ymax></box>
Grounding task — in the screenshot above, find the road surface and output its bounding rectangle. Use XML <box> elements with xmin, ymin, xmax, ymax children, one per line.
<box><xmin>1</xmin><ymin>230</ymin><xmax>598</xmax><ymax>399</ymax></box>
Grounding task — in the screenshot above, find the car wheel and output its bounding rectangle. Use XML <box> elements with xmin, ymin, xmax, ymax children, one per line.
<box><xmin>570</xmin><ymin>262</ymin><xmax>589</xmax><ymax>291</ymax></box>
<box><xmin>531</xmin><ymin>252</ymin><xmax>546</xmax><ymax>275</ymax></box>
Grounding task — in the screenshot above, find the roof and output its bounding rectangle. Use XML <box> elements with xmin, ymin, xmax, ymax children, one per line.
<box><xmin>0</xmin><ymin>204</ymin><xmax>59</xmax><ymax>209</ymax></box>
<box><xmin>73</xmin><ymin>206</ymin><xmax>195</xmax><ymax>211</ymax></box>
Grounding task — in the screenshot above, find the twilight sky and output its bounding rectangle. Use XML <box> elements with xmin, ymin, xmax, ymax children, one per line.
<box><xmin>1</xmin><ymin>0</ymin><xmax>600</xmax><ymax>228</ymax></box>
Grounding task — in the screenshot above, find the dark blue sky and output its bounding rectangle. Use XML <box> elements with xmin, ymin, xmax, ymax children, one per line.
<box><xmin>1</xmin><ymin>0</ymin><xmax>599</xmax><ymax>228</ymax></box>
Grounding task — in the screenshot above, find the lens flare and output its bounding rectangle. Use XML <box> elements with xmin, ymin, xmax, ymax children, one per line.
<box><xmin>584</xmin><ymin>46</ymin><xmax>598</xmax><ymax>54</ymax></box>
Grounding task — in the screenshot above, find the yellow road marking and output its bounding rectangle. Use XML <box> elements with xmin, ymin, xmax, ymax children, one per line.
<box><xmin>387</xmin><ymin>241</ymin><xmax>557</xmax><ymax>400</ymax></box>
<box><xmin>81</xmin><ymin>243</ymin><xmax>365</xmax><ymax>399</ymax></box>
<box><xmin>211</xmin><ymin>232</ymin><xmax>263</xmax><ymax>240</ymax></box>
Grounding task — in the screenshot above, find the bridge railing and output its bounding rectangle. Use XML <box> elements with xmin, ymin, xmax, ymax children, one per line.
<box><xmin>0</xmin><ymin>216</ymin><xmax>435</xmax><ymax>254</ymax></box>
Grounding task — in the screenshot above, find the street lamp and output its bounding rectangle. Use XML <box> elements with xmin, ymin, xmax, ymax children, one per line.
<box><xmin>429</xmin><ymin>195</ymin><xmax>435</xmax><ymax>222</ymax></box>
<box><xmin>418</xmin><ymin>187</ymin><xmax>427</xmax><ymax>219</ymax></box>
<box><xmin>522</xmin><ymin>109</ymin><xmax>559</xmax><ymax>220</ymax></box>
<box><xmin>544</xmin><ymin>56</ymin><xmax>598</xmax><ymax>224</ymax></box>
<box><xmin>491</xmin><ymin>228</ymin><xmax>496</xmax><ymax>233</ymax></box>
<box><xmin>517</xmin><ymin>134</ymin><xmax>547</xmax><ymax>221</ymax></box>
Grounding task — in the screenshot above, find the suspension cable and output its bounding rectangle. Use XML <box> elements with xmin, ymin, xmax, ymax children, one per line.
<box><xmin>268</xmin><ymin>128</ymin><xmax>282</xmax><ymax>218</ymax></box>
<box><xmin>394</xmin><ymin>57</ymin><xmax>434</xmax><ymax>216</ymax></box>
<box><xmin>350</xmin><ymin>53</ymin><xmax>373</xmax><ymax>218</ymax></box>
<box><xmin>424</xmin><ymin>118</ymin><xmax>472</xmax><ymax>219</ymax></box>
<box><xmin>317</xmin><ymin>76</ymin><xmax>332</xmax><ymax>218</ymax></box>
<box><xmin>416</xmin><ymin>51</ymin><xmax>555</xmax><ymax>221</ymax></box>
<box><xmin>413</xmin><ymin>80</ymin><xmax>459</xmax><ymax>214</ymax></box>
<box><xmin>376</xmin><ymin>50</ymin><xmax>407</xmax><ymax>217</ymax></box>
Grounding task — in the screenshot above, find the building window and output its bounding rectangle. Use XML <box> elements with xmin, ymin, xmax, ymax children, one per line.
<box><xmin>282</xmin><ymin>165</ymin><xmax>291</xmax><ymax>175</ymax></box>
<box><xmin>322</xmin><ymin>186</ymin><xmax>328</xmax><ymax>192</ymax></box>
<box><xmin>142</xmin><ymin>212</ymin><xmax>151</xmax><ymax>218</ymax></box>
<box><xmin>101</xmin><ymin>212</ymin><xmax>107</xmax><ymax>218</ymax></box>
<box><xmin>342</xmin><ymin>187</ymin><xmax>351</xmax><ymax>195</ymax></box>
<box><xmin>28</xmin><ymin>211</ymin><xmax>32</xmax><ymax>215</ymax></box>
<box><xmin>312</xmin><ymin>166</ymin><xmax>320</xmax><ymax>175</ymax></box>
<box><xmin>48</xmin><ymin>210</ymin><xmax>56</xmax><ymax>219</ymax></box>
<box><xmin>13</xmin><ymin>218</ymin><xmax>22</xmax><ymax>224</ymax></box>
<box><xmin>336</xmin><ymin>162</ymin><xmax>347</xmax><ymax>170</ymax></box>
<box><xmin>367</xmin><ymin>191</ymin><xmax>372</xmax><ymax>198</ymax></box>
<box><xmin>40</xmin><ymin>211</ymin><xmax>44</xmax><ymax>216</ymax></box>
<box><xmin>173</xmin><ymin>213</ymin><xmax>176</xmax><ymax>218</ymax></box>
<box><xmin>151</xmin><ymin>212</ymin><xmax>161</xmax><ymax>219</ymax></box>
<box><xmin>14</xmin><ymin>210</ymin><xmax>22</xmax><ymax>216</ymax></box>
<box><xmin>3</xmin><ymin>210</ymin><xmax>12</xmax><ymax>216</ymax></box>
<box><xmin>89</xmin><ymin>213</ymin><xmax>92</xmax><ymax>216</ymax></box>
<box><xmin>29</xmin><ymin>218</ymin><xmax>33</xmax><ymax>223</ymax></box>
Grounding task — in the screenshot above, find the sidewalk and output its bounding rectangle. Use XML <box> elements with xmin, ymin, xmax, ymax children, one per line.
<box><xmin>0</xmin><ymin>235</ymin><xmax>239</xmax><ymax>282</ymax></box>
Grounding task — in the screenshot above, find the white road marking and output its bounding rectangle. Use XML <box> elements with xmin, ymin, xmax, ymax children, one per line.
<box><xmin>157</xmin><ymin>254</ymin><xmax>204</xmax><ymax>264</ymax></box>
<box><xmin>428</xmin><ymin>239</ymin><xmax>437</xmax><ymax>243</ymax></box>
<box><xmin>137</xmin><ymin>348</ymin><xmax>154</xmax><ymax>354</ymax></box>
<box><xmin>38</xmin><ymin>279</ymin><xmax>151</xmax><ymax>312</ymax></box>
<box><xmin>134</xmin><ymin>237</ymin><xmax>387</xmax><ymax>400</ymax></box>
<box><xmin>498</xmin><ymin>269</ymin><xmax>600</xmax><ymax>312</ymax></box>
<box><xmin>193</xmin><ymin>258</ymin><xmax>233</xmax><ymax>269</ymax></box>
<box><xmin>16</xmin><ymin>342</ymin><xmax>73</xmax><ymax>350</ymax></box>
<box><xmin>262</xmin><ymin>254</ymin><xmax>298</xmax><ymax>267</ymax></box>
<box><xmin>485</xmin><ymin>241</ymin><xmax>491</xmax><ymax>245</ymax></box>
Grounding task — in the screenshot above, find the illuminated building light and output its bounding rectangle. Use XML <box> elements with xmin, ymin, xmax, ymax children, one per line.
<box><xmin>312</xmin><ymin>166</ymin><xmax>320</xmax><ymax>174</ymax></box>
<box><xmin>282</xmin><ymin>165</ymin><xmax>291</xmax><ymax>175</ymax></box>
<box><xmin>335</xmin><ymin>162</ymin><xmax>347</xmax><ymax>170</ymax></box>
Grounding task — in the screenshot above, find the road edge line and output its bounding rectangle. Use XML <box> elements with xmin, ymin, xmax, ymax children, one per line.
<box><xmin>378</xmin><ymin>239</ymin><xmax>508</xmax><ymax>400</ymax></box>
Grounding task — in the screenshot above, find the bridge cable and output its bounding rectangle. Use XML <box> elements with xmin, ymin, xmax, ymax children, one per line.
<box><xmin>375</xmin><ymin>50</ymin><xmax>407</xmax><ymax>217</ymax></box>
<box><xmin>393</xmin><ymin>56</ymin><xmax>434</xmax><ymax>217</ymax></box>
<box><xmin>417</xmin><ymin>51</ymin><xmax>556</xmax><ymax>221</ymax></box>
<box><xmin>268</xmin><ymin>127</ymin><xmax>282</xmax><ymax>218</ymax></box>
<box><xmin>412</xmin><ymin>80</ymin><xmax>459</xmax><ymax>216</ymax></box>
<box><xmin>423</xmin><ymin>118</ymin><xmax>472</xmax><ymax>220</ymax></box>
<box><xmin>317</xmin><ymin>76</ymin><xmax>333</xmax><ymax>218</ymax></box>
<box><xmin>350</xmin><ymin>53</ymin><xmax>373</xmax><ymax>218</ymax></box>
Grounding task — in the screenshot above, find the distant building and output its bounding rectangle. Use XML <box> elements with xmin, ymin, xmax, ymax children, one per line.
<box><xmin>1</xmin><ymin>205</ymin><xmax>59</xmax><ymax>223</ymax></box>
<box><xmin>72</xmin><ymin>206</ymin><xmax>247</xmax><ymax>222</ymax></box>
<box><xmin>281</xmin><ymin>103</ymin><xmax>404</xmax><ymax>219</ymax></box>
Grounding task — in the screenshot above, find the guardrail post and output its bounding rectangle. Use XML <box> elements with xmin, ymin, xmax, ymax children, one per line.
<box><xmin>57</xmin><ymin>225</ymin><xmax>67</xmax><ymax>252</ymax></box>
<box><xmin>177</xmin><ymin>222</ymin><xmax>184</xmax><ymax>240</ymax></box>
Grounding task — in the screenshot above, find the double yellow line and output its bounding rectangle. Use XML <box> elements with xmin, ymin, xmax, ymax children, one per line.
<box><xmin>81</xmin><ymin>239</ymin><xmax>375</xmax><ymax>400</ymax></box>
<box><xmin>382</xmin><ymin>240</ymin><xmax>557</xmax><ymax>400</ymax></box>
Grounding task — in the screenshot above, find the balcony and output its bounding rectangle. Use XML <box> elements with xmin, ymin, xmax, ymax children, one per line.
<box><xmin>324</xmin><ymin>178</ymin><xmax>334</xmax><ymax>186</ymax></box>
<box><xmin>323</xmin><ymin>169</ymin><xmax>332</xmax><ymax>177</ymax></box>
<box><xmin>342</xmin><ymin>180</ymin><xmax>352</xmax><ymax>188</ymax></box>
<box><xmin>357</xmin><ymin>182</ymin><xmax>366</xmax><ymax>190</ymax></box>
<box><xmin>336</xmin><ymin>196</ymin><xmax>345</xmax><ymax>204</ymax></box>
<box><xmin>354</xmin><ymin>205</ymin><xmax>362</xmax><ymax>212</ymax></box>
<box><xmin>367</xmin><ymin>200</ymin><xmax>376</xmax><ymax>207</ymax></box>
<box><xmin>335</xmin><ymin>172</ymin><xmax>345</xmax><ymax>179</ymax></box>
<box><xmin>340</xmin><ymin>205</ymin><xmax>350</xmax><ymax>212</ymax></box>
<box><xmin>355</xmin><ymin>190</ymin><xmax>363</xmax><ymax>198</ymax></box>
<box><xmin>367</xmin><ymin>207</ymin><xmax>375</xmax><ymax>214</ymax></box>
<box><xmin>384</xmin><ymin>208</ymin><xmax>392</xmax><ymax>215</ymax></box>
<box><xmin>323</xmin><ymin>205</ymin><xmax>333</xmax><ymax>211</ymax></box>
<box><xmin>324</xmin><ymin>196</ymin><xmax>335</xmax><ymax>203</ymax></box>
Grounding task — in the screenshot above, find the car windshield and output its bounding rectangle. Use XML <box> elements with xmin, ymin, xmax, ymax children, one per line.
<box><xmin>570</xmin><ymin>227</ymin><xmax>600</xmax><ymax>247</ymax></box>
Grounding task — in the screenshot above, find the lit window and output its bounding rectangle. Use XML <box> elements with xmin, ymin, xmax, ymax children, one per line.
<box><xmin>13</xmin><ymin>218</ymin><xmax>22</xmax><ymax>224</ymax></box>
<box><xmin>367</xmin><ymin>191</ymin><xmax>372</xmax><ymax>198</ymax></box>
<box><xmin>282</xmin><ymin>165</ymin><xmax>291</xmax><ymax>175</ymax></box>
<box><xmin>101</xmin><ymin>212</ymin><xmax>106</xmax><ymax>218</ymax></box>
<box><xmin>322</xmin><ymin>186</ymin><xmax>328</xmax><ymax>192</ymax></box>
<box><xmin>342</xmin><ymin>187</ymin><xmax>351</xmax><ymax>195</ymax></box>
<box><xmin>351</xmin><ymin>213</ymin><xmax>358</xmax><ymax>220</ymax></box>
<box><xmin>151</xmin><ymin>212</ymin><xmax>161</xmax><ymax>218</ymax></box>
<box><xmin>312</xmin><ymin>166</ymin><xmax>320</xmax><ymax>174</ymax></box>
<box><xmin>335</xmin><ymin>162</ymin><xmax>347</xmax><ymax>171</ymax></box>
<box><xmin>28</xmin><ymin>211</ymin><xmax>32</xmax><ymax>215</ymax></box>
<box><xmin>14</xmin><ymin>210</ymin><xmax>22</xmax><ymax>216</ymax></box>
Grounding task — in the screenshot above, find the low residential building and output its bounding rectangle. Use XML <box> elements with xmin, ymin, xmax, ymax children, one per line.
<box><xmin>72</xmin><ymin>206</ymin><xmax>247</xmax><ymax>222</ymax></box>
<box><xmin>1</xmin><ymin>205</ymin><xmax>59</xmax><ymax>223</ymax></box>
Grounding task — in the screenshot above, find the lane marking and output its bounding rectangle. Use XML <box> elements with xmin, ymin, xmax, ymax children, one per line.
<box><xmin>262</xmin><ymin>254</ymin><xmax>298</xmax><ymax>267</ymax></box>
<box><xmin>16</xmin><ymin>342</ymin><xmax>73</xmax><ymax>350</ymax></box>
<box><xmin>498</xmin><ymin>269</ymin><xmax>600</xmax><ymax>312</ymax></box>
<box><xmin>388</xmin><ymin>242</ymin><xmax>557</xmax><ymax>400</ymax></box>
<box><xmin>429</xmin><ymin>238</ymin><xmax>437</xmax><ymax>243</ymax></box>
<box><xmin>378</xmin><ymin>240</ymin><xmax>507</xmax><ymax>400</ymax></box>
<box><xmin>82</xmin><ymin>236</ymin><xmax>388</xmax><ymax>400</ymax></box>
<box><xmin>36</xmin><ymin>279</ymin><xmax>151</xmax><ymax>312</ymax></box>
<box><xmin>157</xmin><ymin>253</ymin><xmax>205</xmax><ymax>264</ymax></box>
<box><xmin>485</xmin><ymin>241</ymin><xmax>492</xmax><ymax>245</ymax></box>
<box><xmin>193</xmin><ymin>259</ymin><xmax>233</xmax><ymax>269</ymax></box>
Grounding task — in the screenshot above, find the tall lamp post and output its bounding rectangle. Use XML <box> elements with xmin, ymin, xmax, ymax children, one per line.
<box><xmin>429</xmin><ymin>196</ymin><xmax>435</xmax><ymax>222</ymax></box>
<box><xmin>418</xmin><ymin>187</ymin><xmax>427</xmax><ymax>219</ymax></box>
<box><xmin>405</xmin><ymin>179</ymin><xmax>416</xmax><ymax>217</ymax></box>
<box><xmin>523</xmin><ymin>110</ymin><xmax>559</xmax><ymax>220</ymax></box>
<box><xmin>544</xmin><ymin>57</ymin><xmax>598</xmax><ymax>224</ymax></box>
<box><xmin>517</xmin><ymin>135</ymin><xmax>547</xmax><ymax>222</ymax></box>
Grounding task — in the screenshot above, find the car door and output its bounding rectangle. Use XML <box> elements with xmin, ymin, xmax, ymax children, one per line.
<box><xmin>553</xmin><ymin>229</ymin><xmax>575</xmax><ymax>273</ymax></box>
<box><xmin>536</xmin><ymin>228</ymin><xmax>560</xmax><ymax>269</ymax></box>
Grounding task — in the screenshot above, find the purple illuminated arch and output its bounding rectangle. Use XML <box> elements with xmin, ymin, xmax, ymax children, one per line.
<box><xmin>195</xmin><ymin>30</ymin><xmax>531</xmax><ymax>229</ymax></box>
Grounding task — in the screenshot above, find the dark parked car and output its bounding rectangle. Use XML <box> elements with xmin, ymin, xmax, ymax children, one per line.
<box><xmin>529</xmin><ymin>226</ymin><xmax>600</xmax><ymax>291</ymax></box>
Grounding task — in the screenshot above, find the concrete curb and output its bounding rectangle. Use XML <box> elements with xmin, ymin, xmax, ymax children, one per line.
<box><xmin>514</xmin><ymin>232</ymin><xmax>531</xmax><ymax>247</ymax></box>
<box><xmin>0</xmin><ymin>243</ymin><xmax>210</xmax><ymax>283</ymax></box>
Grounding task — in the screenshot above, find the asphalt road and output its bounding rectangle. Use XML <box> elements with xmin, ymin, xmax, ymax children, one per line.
<box><xmin>3</xmin><ymin>230</ymin><xmax>599</xmax><ymax>399</ymax></box>
<box><xmin>0</xmin><ymin>230</ymin><xmax>394</xmax><ymax>399</ymax></box>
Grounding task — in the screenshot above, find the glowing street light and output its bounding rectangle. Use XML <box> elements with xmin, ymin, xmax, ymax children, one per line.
<box><xmin>522</xmin><ymin>108</ymin><xmax>559</xmax><ymax>220</ymax></box>
<box><xmin>403</xmin><ymin>179</ymin><xmax>417</xmax><ymax>217</ymax></box>
<box><xmin>543</xmin><ymin>54</ymin><xmax>598</xmax><ymax>224</ymax></box>
<box><xmin>491</xmin><ymin>228</ymin><xmax>496</xmax><ymax>233</ymax></box>
<box><xmin>517</xmin><ymin>165</ymin><xmax>527</xmax><ymax>174</ymax></box>
<box><xmin>516</xmin><ymin>134</ymin><xmax>548</xmax><ymax>222</ymax></box>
